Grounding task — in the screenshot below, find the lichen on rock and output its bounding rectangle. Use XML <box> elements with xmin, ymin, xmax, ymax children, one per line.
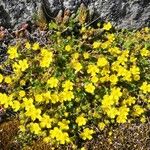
<box><xmin>0</xmin><ymin>0</ymin><xmax>150</xmax><ymax>29</ymax></box>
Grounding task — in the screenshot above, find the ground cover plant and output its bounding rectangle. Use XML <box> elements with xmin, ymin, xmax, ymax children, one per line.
<box><xmin>0</xmin><ymin>14</ymin><xmax>150</xmax><ymax>149</ymax></box>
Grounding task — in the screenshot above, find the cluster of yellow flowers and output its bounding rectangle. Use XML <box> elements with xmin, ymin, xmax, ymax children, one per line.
<box><xmin>7</xmin><ymin>45</ymin><xmax>19</xmax><ymax>59</ymax></box>
<box><xmin>13</xmin><ymin>59</ymin><xmax>29</xmax><ymax>74</ymax></box>
<box><xmin>40</xmin><ymin>48</ymin><xmax>53</xmax><ymax>68</ymax></box>
<box><xmin>0</xmin><ymin>22</ymin><xmax>149</xmax><ymax>148</ymax></box>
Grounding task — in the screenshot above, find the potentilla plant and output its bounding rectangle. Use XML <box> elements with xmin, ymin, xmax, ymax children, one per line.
<box><xmin>0</xmin><ymin>21</ymin><xmax>149</xmax><ymax>148</ymax></box>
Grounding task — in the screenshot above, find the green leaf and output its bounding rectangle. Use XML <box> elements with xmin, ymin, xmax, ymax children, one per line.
<box><xmin>49</xmin><ymin>21</ymin><xmax>58</xmax><ymax>30</ymax></box>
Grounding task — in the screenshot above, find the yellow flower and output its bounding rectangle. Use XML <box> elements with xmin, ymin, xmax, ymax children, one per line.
<box><xmin>35</xmin><ymin>94</ymin><xmax>43</xmax><ymax>103</ymax></box>
<box><xmin>40</xmin><ymin>49</ymin><xmax>53</xmax><ymax>68</ymax></box>
<box><xmin>109</xmin><ymin>74</ymin><xmax>118</xmax><ymax>85</ymax></box>
<box><xmin>19</xmin><ymin>90</ymin><xmax>25</xmax><ymax>97</ymax></box>
<box><xmin>116</xmin><ymin>106</ymin><xmax>129</xmax><ymax>123</ymax></box>
<box><xmin>41</xmin><ymin>48</ymin><xmax>52</xmax><ymax>57</ymax></box>
<box><xmin>0</xmin><ymin>93</ymin><xmax>13</xmax><ymax>108</ymax></box>
<box><xmin>101</xmin><ymin>41</ymin><xmax>110</xmax><ymax>49</ymax></box>
<box><xmin>108</xmin><ymin>47</ymin><xmax>121</xmax><ymax>56</ymax></box>
<box><xmin>43</xmin><ymin>91</ymin><xmax>51</xmax><ymax>103</ymax></box>
<box><xmin>130</xmin><ymin>65</ymin><xmax>140</xmax><ymax>75</ymax></box>
<box><xmin>122</xmin><ymin>70</ymin><xmax>132</xmax><ymax>81</ymax></box>
<box><xmin>50</xmin><ymin>92</ymin><xmax>59</xmax><ymax>103</ymax></box>
<box><xmin>12</xmin><ymin>62</ymin><xmax>21</xmax><ymax>74</ymax></box>
<box><xmin>87</xmin><ymin>64</ymin><xmax>99</xmax><ymax>76</ymax></box>
<box><xmin>62</xmin><ymin>80</ymin><xmax>74</xmax><ymax>91</ymax></box>
<box><xmin>140</xmin><ymin>48</ymin><xmax>149</xmax><ymax>57</ymax></box>
<box><xmin>84</xmin><ymin>83</ymin><xmax>95</xmax><ymax>94</ymax></box>
<box><xmin>91</xmin><ymin>76</ymin><xmax>98</xmax><ymax>83</ymax></box>
<box><xmin>144</xmin><ymin>27</ymin><xmax>149</xmax><ymax>33</ymax></box>
<box><xmin>59</xmin><ymin>131</ymin><xmax>70</xmax><ymax>144</ymax></box>
<box><xmin>111</xmin><ymin>61</ymin><xmax>120</xmax><ymax>71</ymax></box>
<box><xmin>80</xmin><ymin>128</ymin><xmax>94</xmax><ymax>140</ymax></box>
<box><xmin>107</xmin><ymin>33</ymin><xmax>115</xmax><ymax>42</ymax></box>
<box><xmin>101</xmin><ymin>95</ymin><xmax>114</xmax><ymax>109</ymax></box>
<box><xmin>133</xmin><ymin>105</ymin><xmax>144</xmax><ymax>116</ymax></box>
<box><xmin>93</xmin><ymin>41</ymin><xmax>101</xmax><ymax>49</ymax></box>
<box><xmin>47</xmin><ymin>77</ymin><xmax>58</xmax><ymax>88</ymax></box>
<box><xmin>62</xmin><ymin>91</ymin><xmax>74</xmax><ymax>101</ymax></box>
<box><xmin>72</xmin><ymin>52</ymin><xmax>79</xmax><ymax>59</ymax></box>
<box><xmin>30</xmin><ymin>123</ymin><xmax>41</xmax><ymax>135</ymax></box>
<box><xmin>98</xmin><ymin>122</ymin><xmax>106</xmax><ymax>130</ymax></box>
<box><xmin>111</xmin><ymin>87</ymin><xmax>122</xmax><ymax>103</ymax></box>
<box><xmin>7</xmin><ymin>46</ymin><xmax>18</xmax><ymax>59</ymax></box>
<box><xmin>32</xmin><ymin>42</ymin><xmax>40</xmax><ymax>50</ymax></box>
<box><xmin>43</xmin><ymin>137</ymin><xmax>51</xmax><ymax>143</ymax></box>
<box><xmin>133</xmin><ymin>74</ymin><xmax>140</xmax><ymax>81</ymax></box>
<box><xmin>117</xmin><ymin>66</ymin><xmax>126</xmax><ymax>76</ymax></box>
<box><xmin>58</xmin><ymin>119</ymin><xmax>70</xmax><ymax>130</ymax></box>
<box><xmin>40</xmin><ymin>114</ymin><xmax>53</xmax><ymax>128</ymax></box>
<box><xmin>103</xmin><ymin>22</ymin><xmax>112</xmax><ymax>31</ymax></box>
<box><xmin>83</xmin><ymin>52</ymin><xmax>90</xmax><ymax>59</ymax></box>
<box><xmin>25</xmin><ymin>42</ymin><xmax>31</xmax><ymax>49</ymax></box>
<box><xmin>0</xmin><ymin>74</ymin><xmax>4</xmax><ymax>83</ymax></box>
<box><xmin>100</xmin><ymin>75</ymin><xmax>109</xmax><ymax>83</ymax></box>
<box><xmin>76</xmin><ymin>115</ymin><xmax>87</xmax><ymax>126</ymax></box>
<box><xmin>117</xmin><ymin>50</ymin><xmax>129</xmax><ymax>65</ymax></box>
<box><xmin>130</xmin><ymin>55</ymin><xmax>137</xmax><ymax>62</ymax></box>
<box><xmin>80</xmin><ymin>27</ymin><xmax>86</xmax><ymax>33</ymax></box>
<box><xmin>40</xmin><ymin>58</ymin><xmax>50</xmax><ymax>68</ymax></box>
<box><xmin>101</xmin><ymin>88</ymin><xmax>122</xmax><ymax>109</ymax></box>
<box><xmin>50</xmin><ymin>127</ymin><xmax>70</xmax><ymax>144</ymax></box>
<box><xmin>64</xmin><ymin>112</ymin><xmax>69</xmax><ymax>117</ymax></box>
<box><xmin>106</xmin><ymin>107</ymin><xmax>119</xmax><ymax>119</ymax></box>
<box><xmin>116</xmin><ymin>115</ymin><xmax>127</xmax><ymax>123</ymax></box>
<box><xmin>19</xmin><ymin>125</ymin><xmax>26</xmax><ymax>132</ymax></box>
<box><xmin>20</xmin><ymin>80</ymin><xmax>26</xmax><ymax>86</ymax></box>
<box><xmin>22</xmin><ymin>98</ymin><xmax>34</xmax><ymax>111</ymax></box>
<box><xmin>122</xmin><ymin>96</ymin><xmax>136</xmax><ymax>106</ymax></box>
<box><xmin>97</xmin><ymin>57</ymin><xmax>108</xmax><ymax>67</ymax></box>
<box><xmin>140</xmin><ymin>81</ymin><xmax>150</xmax><ymax>93</ymax></box>
<box><xmin>18</xmin><ymin>59</ymin><xmax>29</xmax><ymax>71</ymax></box>
<box><xmin>25</xmin><ymin>107</ymin><xmax>41</xmax><ymax>121</ymax></box>
<box><xmin>140</xmin><ymin>116</ymin><xmax>146</xmax><ymax>123</ymax></box>
<box><xmin>12</xmin><ymin>100</ymin><xmax>20</xmax><ymax>112</ymax></box>
<box><xmin>50</xmin><ymin>127</ymin><xmax>61</xmax><ymax>138</ymax></box>
<box><xmin>65</xmin><ymin>45</ymin><xmax>72</xmax><ymax>52</ymax></box>
<box><xmin>4</xmin><ymin>76</ymin><xmax>12</xmax><ymax>84</ymax></box>
<box><xmin>72</xmin><ymin>61</ymin><xmax>82</xmax><ymax>72</ymax></box>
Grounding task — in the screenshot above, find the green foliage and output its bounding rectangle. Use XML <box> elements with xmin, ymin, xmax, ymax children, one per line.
<box><xmin>0</xmin><ymin>17</ymin><xmax>150</xmax><ymax>149</ymax></box>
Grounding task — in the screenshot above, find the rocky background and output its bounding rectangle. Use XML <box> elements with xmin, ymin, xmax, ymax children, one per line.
<box><xmin>0</xmin><ymin>0</ymin><xmax>150</xmax><ymax>29</ymax></box>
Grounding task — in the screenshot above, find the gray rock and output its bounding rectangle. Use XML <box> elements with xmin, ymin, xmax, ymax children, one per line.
<box><xmin>0</xmin><ymin>0</ymin><xmax>40</xmax><ymax>29</ymax></box>
<box><xmin>0</xmin><ymin>5</ymin><xmax>10</xmax><ymax>28</ymax></box>
<box><xmin>0</xmin><ymin>0</ymin><xmax>150</xmax><ymax>29</ymax></box>
<box><xmin>42</xmin><ymin>0</ymin><xmax>62</xmax><ymax>18</ymax></box>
